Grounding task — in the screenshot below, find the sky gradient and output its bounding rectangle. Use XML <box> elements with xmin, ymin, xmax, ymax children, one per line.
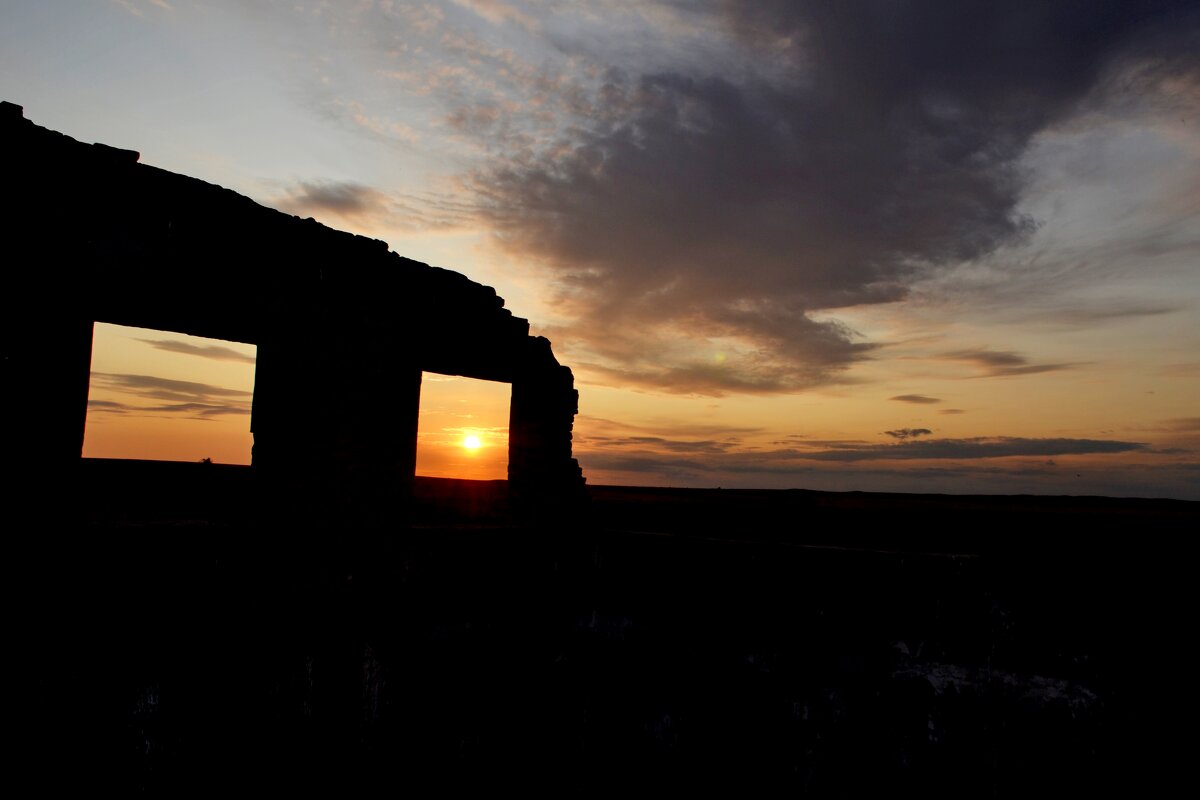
<box><xmin>7</xmin><ymin>1</ymin><xmax>1199</xmax><ymax>498</ymax></box>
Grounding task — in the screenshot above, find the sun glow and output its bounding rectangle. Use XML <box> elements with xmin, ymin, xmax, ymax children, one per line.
<box><xmin>463</xmin><ymin>435</ymin><xmax>482</xmax><ymax>451</ymax></box>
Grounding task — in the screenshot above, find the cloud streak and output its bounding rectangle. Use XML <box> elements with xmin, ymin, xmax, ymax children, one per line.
<box><xmin>796</xmin><ymin>437</ymin><xmax>1145</xmax><ymax>462</ymax></box>
<box><xmin>88</xmin><ymin>373</ymin><xmax>253</xmax><ymax>420</ymax></box>
<box><xmin>884</xmin><ymin>428</ymin><xmax>932</xmax><ymax>441</ymax></box>
<box><xmin>273</xmin><ymin>180</ymin><xmax>474</xmax><ymax>234</ymax></box>
<box><xmin>891</xmin><ymin>395</ymin><xmax>940</xmax><ymax>405</ymax></box>
<box><xmin>138</xmin><ymin>339</ymin><xmax>255</xmax><ymax>364</ymax></box>
<box><xmin>940</xmin><ymin>348</ymin><xmax>1076</xmax><ymax>378</ymax></box>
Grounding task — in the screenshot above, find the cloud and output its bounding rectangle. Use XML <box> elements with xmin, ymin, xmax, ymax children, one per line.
<box><xmin>1166</xmin><ymin>417</ymin><xmax>1200</xmax><ymax>432</ymax></box>
<box><xmin>88</xmin><ymin>373</ymin><xmax>253</xmax><ymax>420</ymax></box>
<box><xmin>799</xmin><ymin>437</ymin><xmax>1145</xmax><ymax>462</ymax></box>
<box><xmin>884</xmin><ymin>428</ymin><xmax>933</xmax><ymax>441</ymax></box>
<box><xmin>939</xmin><ymin>348</ymin><xmax>1076</xmax><ymax>377</ymax></box>
<box><xmin>1018</xmin><ymin>301</ymin><xmax>1182</xmax><ymax>327</ymax></box>
<box><xmin>272</xmin><ymin>179</ymin><xmax>472</xmax><ymax>233</ymax></box>
<box><xmin>467</xmin><ymin>1</ymin><xmax>1199</xmax><ymax>394</ymax></box>
<box><xmin>92</xmin><ymin>373</ymin><xmax>251</xmax><ymax>399</ymax></box>
<box><xmin>111</xmin><ymin>0</ymin><xmax>172</xmax><ymax>17</ymax></box>
<box><xmin>138</xmin><ymin>403</ymin><xmax>251</xmax><ymax>417</ymax></box>
<box><xmin>87</xmin><ymin>399</ymin><xmax>131</xmax><ymax>413</ymax></box>
<box><xmin>890</xmin><ymin>394</ymin><xmax>940</xmax><ymax>405</ymax></box>
<box><xmin>578</xmin><ymin>414</ymin><xmax>1145</xmax><ymax>466</ymax></box>
<box><xmin>275</xmin><ymin>181</ymin><xmax>390</xmax><ymax>219</ymax></box>
<box><xmin>450</xmin><ymin>0</ymin><xmax>540</xmax><ymax>32</ymax></box>
<box><xmin>138</xmin><ymin>339</ymin><xmax>255</xmax><ymax>363</ymax></box>
<box><xmin>578</xmin><ymin>415</ymin><xmax>762</xmax><ymax>439</ymax></box>
<box><xmin>591</xmin><ymin>436</ymin><xmax>739</xmax><ymax>455</ymax></box>
<box><xmin>580</xmin><ymin>435</ymin><xmax>1146</xmax><ymax>478</ymax></box>
<box><xmin>577</xmin><ymin>416</ymin><xmax>757</xmax><ymax>456</ymax></box>
<box><xmin>939</xmin><ymin>409</ymin><xmax>966</xmax><ymax>415</ymax></box>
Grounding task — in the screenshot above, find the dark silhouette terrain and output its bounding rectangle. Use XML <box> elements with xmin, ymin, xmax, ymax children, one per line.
<box><xmin>9</xmin><ymin>460</ymin><xmax>1193</xmax><ymax>792</ymax></box>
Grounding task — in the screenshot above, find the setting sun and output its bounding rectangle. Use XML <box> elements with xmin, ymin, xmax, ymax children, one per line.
<box><xmin>463</xmin><ymin>435</ymin><xmax>482</xmax><ymax>451</ymax></box>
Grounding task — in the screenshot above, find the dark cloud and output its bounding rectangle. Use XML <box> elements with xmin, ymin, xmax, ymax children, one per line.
<box><xmin>800</xmin><ymin>436</ymin><xmax>1145</xmax><ymax>462</ymax></box>
<box><xmin>446</xmin><ymin>104</ymin><xmax>504</xmax><ymax>136</ymax></box>
<box><xmin>578</xmin><ymin>415</ymin><xmax>762</xmax><ymax>439</ymax></box>
<box><xmin>939</xmin><ymin>408</ymin><xmax>966</xmax><ymax>415</ymax></box>
<box><xmin>940</xmin><ymin>348</ymin><xmax>1076</xmax><ymax>377</ymax></box>
<box><xmin>1019</xmin><ymin>301</ymin><xmax>1182</xmax><ymax>327</ymax></box>
<box><xmin>92</xmin><ymin>373</ymin><xmax>252</xmax><ymax>399</ymax></box>
<box><xmin>768</xmin><ymin>436</ymin><xmax>871</xmax><ymax>447</ymax></box>
<box><xmin>587</xmin><ymin>436</ymin><xmax>739</xmax><ymax>455</ymax></box>
<box><xmin>884</xmin><ymin>428</ymin><xmax>933</xmax><ymax>441</ymax></box>
<box><xmin>277</xmin><ymin>181</ymin><xmax>389</xmax><ymax>218</ymax></box>
<box><xmin>88</xmin><ymin>373</ymin><xmax>253</xmax><ymax>420</ymax></box>
<box><xmin>579</xmin><ymin>436</ymin><xmax>1149</xmax><ymax>470</ymax></box>
<box><xmin>87</xmin><ymin>399</ymin><xmax>131</xmax><ymax>413</ymax></box>
<box><xmin>890</xmin><ymin>394</ymin><xmax>940</xmax><ymax>404</ymax></box>
<box><xmin>578</xmin><ymin>424</ymin><xmax>1145</xmax><ymax>465</ymax></box>
<box><xmin>471</xmin><ymin>0</ymin><xmax>1200</xmax><ymax>393</ymax></box>
<box><xmin>272</xmin><ymin>180</ymin><xmax>472</xmax><ymax>232</ymax></box>
<box><xmin>139</xmin><ymin>403</ymin><xmax>252</xmax><ymax>418</ymax></box>
<box><xmin>138</xmin><ymin>338</ymin><xmax>255</xmax><ymax>363</ymax></box>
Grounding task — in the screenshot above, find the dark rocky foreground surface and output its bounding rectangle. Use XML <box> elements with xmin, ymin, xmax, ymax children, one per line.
<box><xmin>13</xmin><ymin>461</ymin><xmax>1197</xmax><ymax>793</ymax></box>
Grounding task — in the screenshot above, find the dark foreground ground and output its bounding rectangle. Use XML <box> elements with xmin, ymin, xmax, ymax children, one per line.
<box><xmin>12</xmin><ymin>460</ymin><xmax>1198</xmax><ymax>792</ymax></box>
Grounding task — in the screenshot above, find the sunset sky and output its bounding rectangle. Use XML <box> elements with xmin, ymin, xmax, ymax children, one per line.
<box><xmin>3</xmin><ymin>1</ymin><xmax>1198</xmax><ymax>498</ymax></box>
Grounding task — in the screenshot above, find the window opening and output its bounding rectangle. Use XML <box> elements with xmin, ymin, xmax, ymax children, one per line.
<box><xmin>415</xmin><ymin>372</ymin><xmax>510</xmax><ymax>481</ymax></box>
<box><xmin>83</xmin><ymin>322</ymin><xmax>257</xmax><ymax>464</ymax></box>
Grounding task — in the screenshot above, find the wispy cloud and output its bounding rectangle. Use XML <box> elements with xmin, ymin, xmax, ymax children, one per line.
<box><xmin>940</xmin><ymin>348</ymin><xmax>1076</xmax><ymax>378</ymax></box>
<box><xmin>138</xmin><ymin>339</ymin><xmax>255</xmax><ymax>364</ymax></box>
<box><xmin>271</xmin><ymin>178</ymin><xmax>474</xmax><ymax>234</ymax></box>
<box><xmin>576</xmin><ymin>435</ymin><xmax>1152</xmax><ymax>494</ymax></box>
<box><xmin>111</xmin><ymin>0</ymin><xmax>172</xmax><ymax>18</ymax></box>
<box><xmin>87</xmin><ymin>399</ymin><xmax>132</xmax><ymax>413</ymax></box>
<box><xmin>578</xmin><ymin>415</ymin><xmax>762</xmax><ymax>439</ymax></box>
<box><xmin>890</xmin><ymin>395</ymin><xmax>940</xmax><ymax>405</ymax></box>
<box><xmin>450</xmin><ymin>0</ymin><xmax>540</xmax><ymax>32</ymax></box>
<box><xmin>88</xmin><ymin>373</ymin><xmax>252</xmax><ymax>420</ymax></box>
<box><xmin>884</xmin><ymin>428</ymin><xmax>933</xmax><ymax>441</ymax></box>
<box><xmin>578</xmin><ymin>416</ymin><xmax>1146</xmax><ymax>465</ymax></box>
<box><xmin>797</xmin><ymin>437</ymin><xmax>1145</xmax><ymax>462</ymax></box>
<box><xmin>276</xmin><ymin>181</ymin><xmax>389</xmax><ymax>217</ymax></box>
<box><xmin>1015</xmin><ymin>301</ymin><xmax>1182</xmax><ymax>327</ymax></box>
<box><xmin>138</xmin><ymin>402</ymin><xmax>250</xmax><ymax>417</ymax></box>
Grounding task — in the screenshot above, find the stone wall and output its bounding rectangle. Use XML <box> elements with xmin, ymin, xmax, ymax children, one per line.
<box><xmin>0</xmin><ymin>101</ymin><xmax>585</xmax><ymax>523</ymax></box>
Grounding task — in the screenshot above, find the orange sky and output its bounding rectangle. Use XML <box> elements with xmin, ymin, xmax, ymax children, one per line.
<box><xmin>84</xmin><ymin>323</ymin><xmax>512</xmax><ymax>481</ymax></box>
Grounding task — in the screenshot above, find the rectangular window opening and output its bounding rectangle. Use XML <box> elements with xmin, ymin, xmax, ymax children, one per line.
<box><xmin>83</xmin><ymin>322</ymin><xmax>257</xmax><ymax>465</ymax></box>
<box><xmin>415</xmin><ymin>372</ymin><xmax>510</xmax><ymax>482</ymax></box>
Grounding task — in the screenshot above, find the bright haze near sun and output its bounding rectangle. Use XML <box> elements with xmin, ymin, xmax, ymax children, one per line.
<box><xmin>5</xmin><ymin>0</ymin><xmax>1198</xmax><ymax>499</ymax></box>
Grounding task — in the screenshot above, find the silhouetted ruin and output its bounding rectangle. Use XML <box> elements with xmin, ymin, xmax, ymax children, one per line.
<box><xmin>0</xmin><ymin>101</ymin><xmax>584</xmax><ymax>523</ymax></box>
